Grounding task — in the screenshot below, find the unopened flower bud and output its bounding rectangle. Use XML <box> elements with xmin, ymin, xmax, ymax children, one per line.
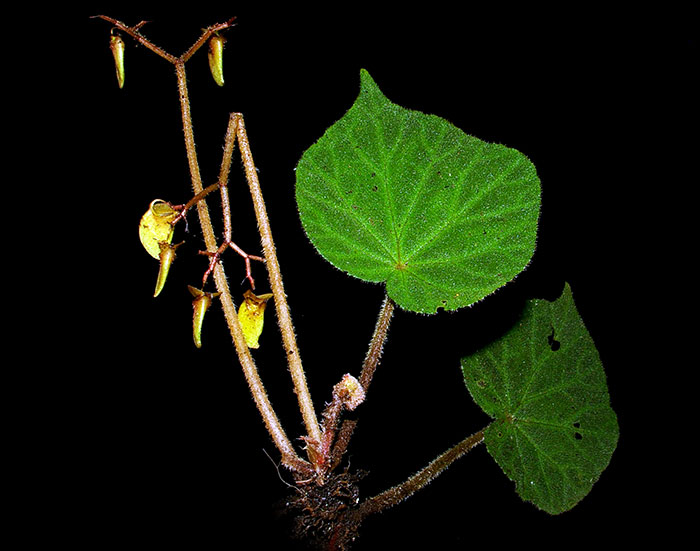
<box><xmin>208</xmin><ymin>34</ymin><xmax>225</xmax><ymax>87</ymax></box>
<box><xmin>189</xmin><ymin>286</ymin><xmax>221</xmax><ymax>349</ymax></box>
<box><xmin>154</xmin><ymin>242</ymin><xmax>183</xmax><ymax>297</ymax></box>
<box><xmin>336</xmin><ymin>374</ymin><xmax>365</xmax><ymax>411</ymax></box>
<box><xmin>110</xmin><ymin>30</ymin><xmax>125</xmax><ymax>88</ymax></box>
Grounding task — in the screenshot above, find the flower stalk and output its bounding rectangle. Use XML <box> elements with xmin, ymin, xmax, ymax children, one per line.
<box><xmin>95</xmin><ymin>16</ymin><xmax>315</xmax><ymax>475</ymax></box>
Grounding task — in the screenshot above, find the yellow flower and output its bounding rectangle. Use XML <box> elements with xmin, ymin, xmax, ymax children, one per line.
<box><xmin>138</xmin><ymin>199</ymin><xmax>178</xmax><ymax>259</ymax></box>
<box><xmin>238</xmin><ymin>290</ymin><xmax>274</xmax><ymax>349</ymax></box>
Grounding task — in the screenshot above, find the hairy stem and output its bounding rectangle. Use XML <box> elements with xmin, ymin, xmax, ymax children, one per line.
<box><xmin>357</xmin><ymin>428</ymin><xmax>486</xmax><ymax>519</ymax></box>
<box><xmin>329</xmin><ymin>295</ymin><xmax>395</xmax><ymax>468</ymax></box>
<box><xmin>181</xmin><ymin>17</ymin><xmax>237</xmax><ymax>62</ymax></box>
<box><xmin>181</xmin><ymin>182</ymin><xmax>220</xmax><ymax>212</ymax></box>
<box><xmin>217</xmin><ymin>114</ymin><xmax>238</xmax><ymax>242</ymax></box>
<box><xmin>234</xmin><ymin>114</ymin><xmax>323</xmax><ymax>447</ymax></box>
<box><xmin>94</xmin><ymin>16</ymin><xmax>177</xmax><ymax>63</ymax></box>
<box><xmin>173</xmin><ymin>60</ymin><xmax>310</xmax><ymax>473</ymax></box>
<box><xmin>96</xmin><ymin>16</ymin><xmax>311</xmax><ymax>474</ymax></box>
<box><xmin>359</xmin><ymin>295</ymin><xmax>396</xmax><ymax>392</ymax></box>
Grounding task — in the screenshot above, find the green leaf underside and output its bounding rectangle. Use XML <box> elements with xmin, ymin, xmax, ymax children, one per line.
<box><xmin>295</xmin><ymin>70</ymin><xmax>541</xmax><ymax>313</ymax></box>
<box><xmin>461</xmin><ymin>284</ymin><xmax>619</xmax><ymax>514</ymax></box>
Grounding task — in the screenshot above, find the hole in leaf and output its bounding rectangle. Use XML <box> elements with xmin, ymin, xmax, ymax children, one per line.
<box><xmin>547</xmin><ymin>327</ymin><xmax>561</xmax><ymax>351</ymax></box>
<box><xmin>574</xmin><ymin>432</ymin><xmax>583</xmax><ymax>440</ymax></box>
<box><xmin>372</xmin><ymin>184</ymin><xmax>378</xmax><ymax>192</ymax></box>
<box><xmin>573</xmin><ymin>422</ymin><xmax>581</xmax><ymax>429</ymax></box>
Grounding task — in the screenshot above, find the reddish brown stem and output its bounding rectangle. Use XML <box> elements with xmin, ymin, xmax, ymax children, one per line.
<box><xmin>197</xmin><ymin>113</ymin><xmax>265</xmax><ymax>289</ymax></box>
<box><xmin>200</xmin><ymin>245</ymin><xmax>265</xmax><ymax>289</ymax></box>
<box><xmin>356</xmin><ymin>428</ymin><xmax>486</xmax><ymax>519</ymax></box>
<box><xmin>359</xmin><ymin>295</ymin><xmax>396</xmax><ymax>392</ymax></box>
<box><xmin>234</xmin><ymin>113</ymin><xmax>323</xmax><ymax>449</ymax></box>
<box><xmin>327</xmin><ymin>295</ymin><xmax>396</xmax><ymax>470</ymax></box>
<box><xmin>170</xmin><ymin>182</ymin><xmax>221</xmax><ymax>227</ymax></box>
<box><xmin>181</xmin><ymin>17</ymin><xmax>237</xmax><ymax>61</ymax></box>
<box><xmin>93</xmin><ymin>16</ymin><xmax>177</xmax><ymax>63</ymax></box>
<box><xmin>329</xmin><ymin>419</ymin><xmax>357</xmax><ymax>473</ymax></box>
<box><xmin>216</xmin><ymin>111</ymin><xmax>238</xmax><ymax>242</ymax></box>
<box><xmin>173</xmin><ymin>55</ymin><xmax>309</xmax><ymax>473</ymax></box>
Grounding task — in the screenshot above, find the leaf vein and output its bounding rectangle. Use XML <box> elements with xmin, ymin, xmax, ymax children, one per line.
<box><xmin>297</xmin><ymin>183</ymin><xmax>396</xmax><ymax>262</ymax></box>
<box><xmin>404</xmin><ymin>155</ymin><xmax>524</xmax><ymax>263</ymax></box>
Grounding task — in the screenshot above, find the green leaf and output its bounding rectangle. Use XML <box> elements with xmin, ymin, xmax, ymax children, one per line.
<box><xmin>461</xmin><ymin>283</ymin><xmax>619</xmax><ymax>514</ymax></box>
<box><xmin>295</xmin><ymin>70</ymin><xmax>541</xmax><ymax>313</ymax></box>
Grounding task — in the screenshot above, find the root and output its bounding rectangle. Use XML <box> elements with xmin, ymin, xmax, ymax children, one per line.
<box><xmin>283</xmin><ymin>469</ymin><xmax>367</xmax><ymax>551</ymax></box>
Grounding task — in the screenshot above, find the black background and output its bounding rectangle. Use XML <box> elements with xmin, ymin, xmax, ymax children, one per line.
<box><xmin>35</xmin><ymin>9</ymin><xmax>693</xmax><ymax>550</ymax></box>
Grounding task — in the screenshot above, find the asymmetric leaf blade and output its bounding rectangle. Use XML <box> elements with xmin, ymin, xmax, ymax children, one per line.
<box><xmin>295</xmin><ymin>70</ymin><xmax>541</xmax><ymax>313</ymax></box>
<box><xmin>461</xmin><ymin>283</ymin><xmax>619</xmax><ymax>514</ymax></box>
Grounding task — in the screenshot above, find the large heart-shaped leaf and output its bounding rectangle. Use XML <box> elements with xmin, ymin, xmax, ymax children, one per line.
<box><xmin>295</xmin><ymin>70</ymin><xmax>541</xmax><ymax>313</ymax></box>
<box><xmin>461</xmin><ymin>283</ymin><xmax>619</xmax><ymax>514</ymax></box>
